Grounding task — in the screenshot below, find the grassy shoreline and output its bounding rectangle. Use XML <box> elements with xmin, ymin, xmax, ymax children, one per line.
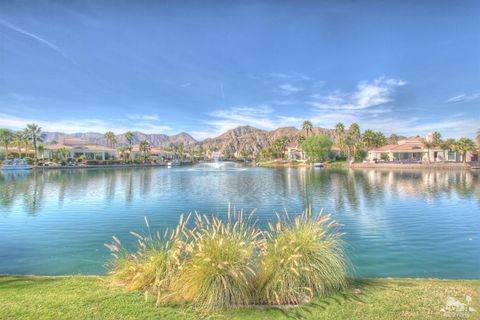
<box><xmin>1</xmin><ymin>275</ymin><xmax>478</xmax><ymax>319</ymax></box>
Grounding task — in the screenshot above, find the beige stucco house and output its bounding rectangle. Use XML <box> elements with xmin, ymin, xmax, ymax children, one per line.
<box><xmin>44</xmin><ymin>134</ymin><xmax>116</xmax><ymax>160</ymax></box>
<box><xmin>367</xmin><ymin>136</ymin><xmax>476</xmax><ymax>163</ymax></box>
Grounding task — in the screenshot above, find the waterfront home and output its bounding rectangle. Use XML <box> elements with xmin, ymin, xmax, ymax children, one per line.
<box><xmin>366</xmin><ymin>136</ymin><xmax>476</xmax><ymax>162</ymax></box>
<box><xmin>287</xmin><ymin>146</ymin><xmax>342</xmax><ymax>161</ymax></box>
<box><xmin>44</xmin><ymin>134</ymin><xmax>116</xmax><ymax>160</ymax></box>
<box><xmin>128</xmin><ymin>144</ymin><xmax>175</xmax><ymax>162</ymax></box>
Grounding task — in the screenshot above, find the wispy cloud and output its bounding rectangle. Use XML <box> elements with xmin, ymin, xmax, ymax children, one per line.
<box><xmin>445</xmin><ymin>93</ymin><xmax>480</xmax><ymax>103</ymax></box>
<box><xmin>309</xmin><ymin>77</ymin><xmax>406</xmax><ymax>110</ymax></box>
<box><xmin>0</xmin><ymin>18</ymin><xmax>68</xmax><ymax>59</ymax></box>
<box><xmin>307</xmin><ymin>77</ymin><xmax>477</xmax><ymax>138</ymax></box>
<box><xmin>127</xmin><ymin>114</ymin><xmax>159</xmax><ymax>121</ymax></box>
<box><xmin>277</xmin><ymin>84</ymin><xmax>304</xmax><ymax>95</ymax></box>
<box><xmin>0</xmin><ymin>112</ymin><xmax>171</xmax><ymax>134</ymax></box>
<box><xmin>268</xmin><ymin>72</ymin><xmax>311</xmax><ymax>81</ymax></box>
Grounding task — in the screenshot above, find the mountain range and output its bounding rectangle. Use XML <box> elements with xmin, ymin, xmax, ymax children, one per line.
<box><xmin>44</xmin><ymin>126</ymin><xmax>334</xmax><ymax>157</ymax></box>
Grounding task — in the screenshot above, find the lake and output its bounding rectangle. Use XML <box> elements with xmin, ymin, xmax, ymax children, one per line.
<box><xmin>1</xmin><ymin>164</ymin><xmax>479</xmax><ymax>279</ymax></box>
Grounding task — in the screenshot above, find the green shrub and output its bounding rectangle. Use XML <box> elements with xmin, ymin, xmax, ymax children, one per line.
<box><xmin>255</xmin><ymin>208</ymin><xmax>347</xmax><ymax>305</ymax></box>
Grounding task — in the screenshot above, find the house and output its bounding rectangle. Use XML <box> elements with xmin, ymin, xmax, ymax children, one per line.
<box><xmin>127</xmin><ymin>144</ymin><xmax>175</xmax><ymax>161</ymax></box>
<box><xmin>366</xmin><ymin>136</ymin><xmax>475</xmax><ymax>162</ymax></box>
<box><xmin>44</xmin><ymin>134</ymin><xmax>117</xmax><ymax>160</ymax></box>
<box><xmin>287</xmin><ymin>146</ymin><xmax>342</xmax><ymax>161</ymax></box>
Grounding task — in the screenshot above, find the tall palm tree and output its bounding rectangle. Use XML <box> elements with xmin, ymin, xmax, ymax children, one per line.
<box><xmin>104</xmin><ymin>131</ymin><xmax>116</xmax><ymax>148</ymax></box>
<box><xmin>456</xmin><ymin>138</ymin><xmax>476</xmax><ymax>163</ymax></box>
<box><xmin>440</xmin><ymin>139</ymin><xmax>456</xmax><ymax>162</ymax></box>
<box><xmin>335</xmin><ymin>122</ymin><xmax>345</xmax><ymax>145</ymax></box>
<box><xmin>423</xmin><ymin>140</ymin><xmax>435</xmax><ymax>163</ymax></box>
<box><xmin>389</xmin><ymin>133</ymin><xmax>399</xmax><ymax>145</ymax></box>
<box><xmin>432</xmin><ymin>132</ymin><xmax>442</xmax><ymax>145</ymax></box>
<box><xmin>124</xmin><ymin>131</ymin><xmax>134</xmax><ymax>160</ymax></box>
<box><xmin>139</xmin><ymin>140</ymin><xmax>151</xmax><ymax>162</ymax></box>
<box><xmin>302</xmin><ymin>120</ymin><xmax>313</xmax><ymax>137</ymax></box>
<box><xmin>37</xmin><ymin>143</ymin><xmax>45</xmax><ymax>160</ymax></box>
<box><xmin>22</xmin><ymin>129</ymin><xmax>31</xmax><ymax>158</ymax></box>
<box><xmin>0</xmin><ymin>128</ymin><xmax>13</xmax><ymax>160</ymax></box>
<box><xmin>13</xmin><ymin>131</ymin><xmax>24</xmax><ymax>158</ymax></box>
<box><xmin>347</xmin><ymin>123</ymin><xmax>361</xmax><ymax>162</ymax></box>
<box><xmin>25</xmin><ymin>123</ymin><xmax>45</xmax><ymax>164</ymax></box>
<box><xmin>362</xmin><ymin>129</ymin><xmax>376</xmax><ymax>148</ymax></box>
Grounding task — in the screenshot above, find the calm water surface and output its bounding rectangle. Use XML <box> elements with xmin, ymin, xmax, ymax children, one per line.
<box><xmin>1</xmin><ymin>165</ymin><xmax>479</xmax><ymax>278</ymax></box>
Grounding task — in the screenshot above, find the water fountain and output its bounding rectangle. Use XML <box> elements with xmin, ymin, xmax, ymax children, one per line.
<box><xmin>189</xmin><ymin>152</ymin><xmax>246</xmax><ymax>171</ymax></box>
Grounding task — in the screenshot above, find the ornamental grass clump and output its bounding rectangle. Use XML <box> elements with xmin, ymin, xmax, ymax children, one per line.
<box><xmin>177</xmin><ymin>209</ymin><xmax>262</xmax><ymax>311</ymax></box>
<box><xmin>105</xmin><ymin>215</ymin><xmax>190</xmax><ymax>305</ymax></box>
<box><xmin>105</xmin><ymin>206</ymin><xmax>349</xmax><ymax>312</ymax></box>
<box><xmin>255</xmin><ymin>207</ymin><xmax>348</xmax><ymax>305</ymax></box>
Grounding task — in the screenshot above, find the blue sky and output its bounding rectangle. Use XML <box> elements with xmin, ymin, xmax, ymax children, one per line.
<box><xmin>0</xmin><ymin>0</ymin><xmax>479</xmax><ymax>139</ymax></box>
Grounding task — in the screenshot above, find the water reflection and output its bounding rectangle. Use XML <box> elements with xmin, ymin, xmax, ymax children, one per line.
<box><xmin>1</xmin><ymin>168</ymin><xmax>479</xmax><ymax>216</ymax></box>
<box><xmin>1</xmin><ymin>167</ymin><xmax>479</xmax><ymax>277</ymax></box>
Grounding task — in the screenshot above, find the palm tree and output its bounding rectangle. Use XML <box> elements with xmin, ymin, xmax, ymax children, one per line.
<box><xmin>456</xmin><ymin>138</ymin><xmax>476</xmax><ymax>163</ymax></box>
<box><xmin>37</xmin><ymin>143</ymin><xmax>45</xmax><ymax>160</ymax></box>
<box><xmin>22</xmin><ymin>129</ymin><xmax>31</xmax><ymax>158</ymax></box>
<box><xmin>476</xmin><ymin>129</ymin><xmax>480</xmax><ymax>148</ymax></box>
<box><xmin>302</xmin><ymin>120</ymin><xmax>313</xmax><ymax>137</ymax></box>
<box><xmin>335</xmin><ymin>122</ymin><xmax>345</xmax><ymax>144</ymax></box>
<box><xmin>124</xmin><ymin>131</ymin><xmax>134</xmax><ymax>160</ymax></box>
<box><xmin>346</xmin><ymin>123</ymin><xmax>361</xmax><ymax>162</ymax></box>
<box><xmin>423</xmin><ymin>140</ymin><xmax>435</xmax><ymax>163</ymax></box>
<box><xmin>13</xmin><ymin>131</ymin><xmax>24</xmax><ymax>158</ymax></box>
<box><xmin>25</xmin><ymin>124</ymin><xmax>45</xmax><ymax>165</ymax></box>
<box><xmin>373</xmin><ymin>132</ymin><xmax>387</xmax><ymax>147</ymax></box>
<box><xmin>139</xmin><ymin>140</ymin><xmax>151</xmax><ymax>162</ymax></box>
<box><xmin>432</xmin><ymin>132</ymin><xmax>442</xmax><ymax>145</ymax></box>
<box><xmin>118</xmin><ymin>146</ymin><xmax>129</xmax><ymax>162</ymax></box>
<box><xmin>440</xmin><ymin>139</ymin><xmax>455</xmax><ymax>162</ymax></box>
<box><xmin>296</xmin><ymin>135</ymin><xmax>306</xmax><ymax>146</ymax></box>
<box><xmin>0</xmin><ymin>128</ymin><xmax>13</xmax><ymax>160</ymax></box>
<box><xmin>389</xmin><ymin>133</ymin><xmax>399</xmax><ymax>145</ymax></box>
<box><xmin>362</xmin><ymin>129</ymin><xmax>376</xmax><ymax>148</ymax></box>
<box><xmin>104</xmin><ymin>131</ymin><xmax>117</xmax><ymax>148</ymax></box>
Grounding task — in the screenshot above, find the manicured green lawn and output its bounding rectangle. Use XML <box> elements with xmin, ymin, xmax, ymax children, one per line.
<box><xmin>1</xmin><ymin>276</ymin><xmax>479</xmax><ymax>320</ymax></box>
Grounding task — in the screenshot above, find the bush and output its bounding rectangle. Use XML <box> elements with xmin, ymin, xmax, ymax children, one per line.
<box><xmin>106</xmin><ymin>215</ymin><xmax>190</xmax><ymax>305</ymax></box>
<box><xmin>177</xmin><ymin>210</ymin><xmax>261</xmax><ymax>310</ymax></box>
<box><xmin>105</xmin><ymin>207</ymin><xmax>348</xmax><ymax>312</ymax></box>
<box><xmin>255</xmin><ymin>208</ymin><xmax>347</xmax><ymax>305</ymax></box>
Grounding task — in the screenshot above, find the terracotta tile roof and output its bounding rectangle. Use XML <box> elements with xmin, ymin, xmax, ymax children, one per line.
<box><xmin>370</xmin><ymin>143</ymin><xmax>427</xmax><ymax>152</ymax></box>
<box><xmin>45</xmin><ymin>144</ymin><xmax>116</xmax><ymax>152</ymax></box>
<box><xmin>45</xmin><ymin>144</ymin><xmax>73</xmax><ymax>150</ymax></box>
